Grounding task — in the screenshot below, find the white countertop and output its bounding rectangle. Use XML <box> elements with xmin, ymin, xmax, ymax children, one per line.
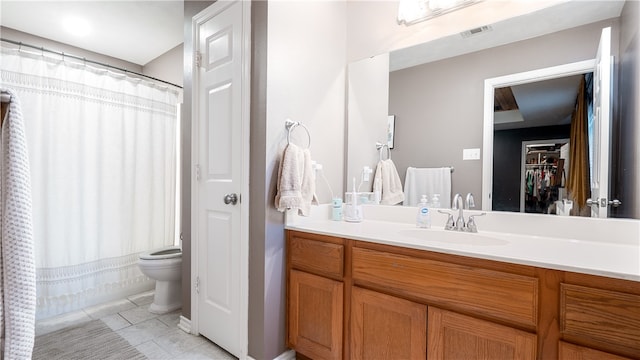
<box><xmin>285</xmin><ymin>205</ymin><xmax>640</xmax><ymax>282</ymax></box>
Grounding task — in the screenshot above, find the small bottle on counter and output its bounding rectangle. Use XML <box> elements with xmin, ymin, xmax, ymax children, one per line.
<box><xmin>416</xmin><ymin>195</ymin><xmax>431</xmax><ymax>228</ymax></box>
<box><xmin>331</xmin><ymin>198</ymin><xmax>343</xmax><ymax>221</ymax></box>
<box><xmin>430</xmin><ymin>194</ymin><xmax>441</xmax><ymax>208</ymax></box>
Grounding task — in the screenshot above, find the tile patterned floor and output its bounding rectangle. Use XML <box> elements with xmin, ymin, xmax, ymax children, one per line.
<box><xmin>35</xmin><ymin>291</ymin><xmax>237</xmax><ymax>359</ymax></box>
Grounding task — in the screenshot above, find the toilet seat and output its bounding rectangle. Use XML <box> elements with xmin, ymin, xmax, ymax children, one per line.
<box><xmin>139</xmin><ymin>246</ymin><xmax>182</xmax><ymax>260</ymax></box>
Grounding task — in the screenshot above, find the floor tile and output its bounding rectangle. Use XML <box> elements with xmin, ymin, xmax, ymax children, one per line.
<box><xmin>176</xmin><ymin>338</ymin><xmax>236</xmax><ymax>360</ymax></box>
<box><xmin>119</xmin><ymin>303</ymin><xmax>158</xmax><ymax>324</ymax></box>
<box><xmin>100</xmin><ymin>313</ymin><xmax>132</xmax><ymax>331</ymax></box>
<box><xmin>83</xmin><ymin>298</ymin><xmax>137</xmax><ymax>320</ymax></box>
<box><xmin>116</xmin><ymin>317</ymin><xmax>172</xmax><ymax>347</ymax></box>
<box><xmin>34</xmin><ymin>291</ymin><xmax>236</xmax><ymax>360</ymax></box>
<box><xmin>35</xmin><ymin>310</ymin><xmax>92</xmax><ymax>336</ymax></box>
<box><xmin>128</xmin><ymin>290</ymin><xmax>155</xmax><ymax>306</ymax></box>
<box><xmin>135</xmin><ymin>339</ymin><xmax>173</xmax><ymax>359</ymax></box>
<box><xmin>154</xmin><ymin>327</ymin><xmax>211</xmax><ymax>356</ymax></box>
<box><xmin>157</xmin><ymin>309</ymin><xmax>181</xmax><ymax>327</ymax></box>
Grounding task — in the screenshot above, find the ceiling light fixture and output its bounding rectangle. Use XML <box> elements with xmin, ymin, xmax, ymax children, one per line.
<box><xmin>397</xmin><ymin>0</ymin><xmax>483</xmax><ymax>26</ymax></box>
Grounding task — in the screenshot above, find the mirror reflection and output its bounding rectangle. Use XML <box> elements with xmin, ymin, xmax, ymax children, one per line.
<box><xmin>347</xmin><ymin>1</ymin><xmax>638</xmax><ymax>219</ymax></box>
<box><xmin>492</xmin><ymin>73</ymin><xmax>596</xmax><ymax>217</ymax></box>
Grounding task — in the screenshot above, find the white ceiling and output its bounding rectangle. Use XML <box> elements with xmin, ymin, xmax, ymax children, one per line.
<box><xmin>390</xmin><ymin>1</ymin><xmax>625</xmax><ymax>71</ymax></box>
<box><xmin>0</xmin><ymin>1</ymin><xmax>184</xmax><ymax>66</ymax></box>
<box><xmin>496</xmin><ymin>75</ymin><xmax>584</xmax><ymax>131</ymax></box>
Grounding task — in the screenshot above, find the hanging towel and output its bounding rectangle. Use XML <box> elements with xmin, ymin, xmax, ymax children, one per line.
<box><xmin>372</xmin><ymin>159</ymin><xmax>405</xmax><ymax>205</ymax></box>
<box><xmin>403</xmin><ymin>167</ymin><xmax>451</xmax><ymax>207</ymax></box>
<box><xmin>0</xmin><ymin>89</ymin><xmax>36</xmax><ymax>359</ymax></box>
<box><xmin>275</xmin><ymin>143</ymin><xmax>318</xmax><ymax>216</ymax></box>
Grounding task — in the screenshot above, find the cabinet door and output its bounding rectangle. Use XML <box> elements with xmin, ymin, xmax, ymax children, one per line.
<box><xmin>288</xmin><ymin>270</ymin><xmax>343</xmax><ymax>360</ymax></box>
<box><xmin>559</xmin><ymin>341</ymin><xmax>632</xmax><ymax>360</ymax></box>
<box><xmin>351</xmin><ymin>286</ymin><xmax>427</xmax><ymax>360</ymax></box>
<box><xmin>428</xmin><ymin>307</ymin><xmax>536</xmax><ymax>360</ymax></box>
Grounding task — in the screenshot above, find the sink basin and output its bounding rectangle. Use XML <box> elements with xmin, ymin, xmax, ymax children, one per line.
<box><xmin>398</xmin><ymin>229</ymin><xmax>509</xmax><ymax>246</ymax></box>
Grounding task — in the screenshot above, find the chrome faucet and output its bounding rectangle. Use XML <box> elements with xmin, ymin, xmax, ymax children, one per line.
<box><xmin>452</xmin><ymin>193</ymin><xmax>465</xmax><ymax>231</ymax></box>
<box><xmin>445</xmin><ymin>193</ymin><xmax>485</xmax><ymax>232</ymax></box>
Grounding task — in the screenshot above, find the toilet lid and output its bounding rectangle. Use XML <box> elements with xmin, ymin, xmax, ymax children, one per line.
<box><xmin>139</xmin><ymin>246</ymin><xmax>182</xmax><ymax>260</ymax></box>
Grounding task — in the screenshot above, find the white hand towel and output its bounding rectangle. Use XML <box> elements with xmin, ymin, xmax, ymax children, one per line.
<box><xmin>373</xmin><ymin>159</ymin><xmax>404</xmax><ymax>205</ymax></box>
<box><xmin>274</xmin><ymin>143</ymin><xmax>318</xmax><ymax>216</ymax></box>
<box><xmin>403</xmin><ymin>167</ymin><xmax>451</xmax><ymax>207</ymax></box>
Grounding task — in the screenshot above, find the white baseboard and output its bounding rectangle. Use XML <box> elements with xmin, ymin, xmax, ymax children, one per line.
<box><xmin>177</xmin><ymin>315</ymin><xmax>191</xmax><ymax>334</ymax></box>
<box><xmin>273</xmin><ymin>349</ymin><xmax>296</xmax><ymax>360</ymax></box>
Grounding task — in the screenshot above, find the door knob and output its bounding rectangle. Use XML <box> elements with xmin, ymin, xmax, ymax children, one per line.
<box><xmin>586</xmin><ymin>198</ymin><xmax>608</xmax><ymax>207</ymax></box>
<box><xmin>223</xmin><ymin>193</ymin><xmax>238</xmax><ymax>205</ymax></box>
<box><xmin>608</xmin><ymin>199</ymin><xmax>622</xmax><ymax>207</ymax></box>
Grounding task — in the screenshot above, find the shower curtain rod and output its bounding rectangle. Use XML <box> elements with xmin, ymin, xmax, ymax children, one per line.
<box><xmin>1</xmin><ymin>38</ymin><xmax>183</xmax><ymax>89</ymax></box>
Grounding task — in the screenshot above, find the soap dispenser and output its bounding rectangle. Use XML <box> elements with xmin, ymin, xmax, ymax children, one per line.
<box><xmin>416</xmin><ymin>195</ymin><xmax>431</xmax><ymax>228</ymax></box>
<box><xmin>430</xmin><ymin>194</ymin><xmax>441</xmax><ymax>208</ymax></box>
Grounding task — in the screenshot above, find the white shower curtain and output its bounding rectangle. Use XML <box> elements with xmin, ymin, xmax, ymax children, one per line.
<box><xmin>1</xmin><ymin>47</ymin><xmax>179</xmax><ymax>319</ymax></box>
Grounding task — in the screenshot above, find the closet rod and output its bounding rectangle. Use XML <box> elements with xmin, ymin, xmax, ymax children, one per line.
<box><xmin>1</xmin><ymin>38</ymin><xmax>183</xmax><ymax>89</ymax></box>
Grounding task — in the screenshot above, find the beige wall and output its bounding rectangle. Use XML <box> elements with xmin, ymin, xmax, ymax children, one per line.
<box><xmin>347</xmin><ymin>53</ymin><xmax>390</xmax><ymax>192</ymax></box>
<box><xmin>385</xmin><ymin>18</ymin><xmax>619</xmax><ymax>208</ymax></box>
<box><xmin>248</xmin><ymin>1</ymin><xmax>347</xmax><ymax>359</ymax></box>
<box><xmin>248</xmin><ymin>2</ymin><xmax>269</xmax><ymax>357</ymax></box>
<box><xmin>144</xmin><ymin>43</ymin><xmax>184</xmax><ymax>88</ymax></box>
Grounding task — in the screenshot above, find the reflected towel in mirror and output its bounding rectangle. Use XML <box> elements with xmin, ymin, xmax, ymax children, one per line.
<box><xmin>404</xmin><ymin>167</ymin><xmax>452</xmax><ymax>207</ymax></box>
<box><xmin>373</xmin><ymin>159</ymin><xmax>404</xmax><ymax>205</ymax></box>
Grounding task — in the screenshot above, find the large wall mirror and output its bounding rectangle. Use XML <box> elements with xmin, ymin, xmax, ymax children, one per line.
<box><xmin>346</xmin><ymin>0</ymin><xmax>639</xmax><ymax>219</ymax></box>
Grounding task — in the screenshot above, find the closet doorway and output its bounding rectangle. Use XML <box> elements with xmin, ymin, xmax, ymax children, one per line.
<box><xmin>520</xmin><ymin>139</ymin><xmax>569</xmax><ymax>214</ymax></box>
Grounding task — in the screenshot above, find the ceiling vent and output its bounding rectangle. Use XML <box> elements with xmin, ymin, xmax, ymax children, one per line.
<box><xmin>460</xmin><ymin>25</ymin><xmax>492</xmax><ymax>38</ymax></box>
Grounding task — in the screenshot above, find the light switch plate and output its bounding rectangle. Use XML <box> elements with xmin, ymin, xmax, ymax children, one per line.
<box><xmin>463</xmin><ymin>148</ymin><xmax>481</xmax><ymax>160</ymax></box>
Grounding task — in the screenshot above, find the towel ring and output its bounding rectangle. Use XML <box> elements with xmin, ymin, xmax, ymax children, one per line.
<box><xmin>285</xmin><ymin>118</ymin><xmax>311</xmax><ymax>149</ymax></box>
<box><xmin>376</xmin><ymin>142</ymin><xmax>391</xmax><ymax>161</ymax></box>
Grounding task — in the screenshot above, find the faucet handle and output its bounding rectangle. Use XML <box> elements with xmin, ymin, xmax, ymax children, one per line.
<box><xmin>466</xmin><ymin>212</ymin><xmax>486</xmax><ymax>233</ymax></box>
<box><xmin>437</xmin><ymin>210</ymin><xmax>455</xmax><ymax>230</ymax></box>
<box><xmin>465</xmin><ymin>193</ymin><xmax>475</xmax><ymax>209</ymax></box>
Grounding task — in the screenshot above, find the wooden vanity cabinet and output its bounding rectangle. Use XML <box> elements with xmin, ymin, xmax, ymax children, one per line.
<box><xmin>559</xmin><ymin>273</ymin><xmax>640</xmax><ymax>359</ymax></box>
<box><xmin>285</xmin><ymin>230</ymin><xmax>640</xmax><ymax>360</ymax></box>
<box><xmin>428</xmin><ymin>307</ymin><xmax>536</xmax><ymax>360</ymax></box>
<box><xmin>289</xmin><ymin>270</ymin><xmax>343</xmax><ymax>360</ymax></box>
<box><xmin>559</xmin><ymin>342</ymin><xmax>632</xmax><ymax>360</ymax></box>
<box><xmin>287</xmin><ymin>232</ymin><xmax>346</xmax><ymax>360</ymax></box>
<box><xmin>350</xmin><ymin>286</ymin><xmax>427</xmax><ymax>360</ymax></box>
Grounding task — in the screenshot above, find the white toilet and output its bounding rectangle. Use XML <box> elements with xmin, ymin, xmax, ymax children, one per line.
<box><xmin>138</xmin><ymin>246</ymin><xmax>182</xmax><ymax>314</ymax></box>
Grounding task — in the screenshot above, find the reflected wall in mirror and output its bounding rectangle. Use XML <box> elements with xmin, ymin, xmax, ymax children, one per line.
<box><xmin>347</xmin><ymin>1</ymin><xmax>639</xmax><ymax>219</ymax></box>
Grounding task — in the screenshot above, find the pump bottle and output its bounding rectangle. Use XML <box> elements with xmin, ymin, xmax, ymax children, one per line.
<box><xmin>416</xmin><ymin>195</ymin><xmax>431</xmax><ymax>228</ymax></box>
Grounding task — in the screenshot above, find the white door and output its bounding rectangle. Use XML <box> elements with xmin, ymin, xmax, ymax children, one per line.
<box><xmin>589</xmin><ymin>27</ymin><xmax>612</xmax><ymax>218</ymax></box>
<box><xmin>192</xmin><ymin>1</ymin><xmax>250</xmax><ymax>357</ymax></box>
